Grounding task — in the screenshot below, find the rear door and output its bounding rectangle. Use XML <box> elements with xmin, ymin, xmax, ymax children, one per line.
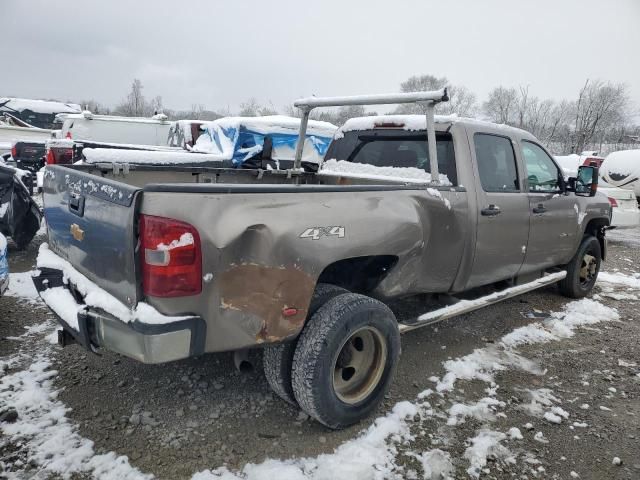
<box><xmin>466</xmin><ymin>132</ymin><xmax>530</xmax><ymax>289</ymax></box>
<box><xmin>43</xmin><ymin>165</ymin><xmax>142</xmax><ymax>307</ymax></box>
<box><xmin>520</xmin><ymin>141</ymin><xmax>578</xmax><ymax>272</ymax></box>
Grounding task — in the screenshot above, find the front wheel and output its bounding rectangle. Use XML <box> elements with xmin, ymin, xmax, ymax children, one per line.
<box><xmin>559</xmin><ymin>235</ymin><xmax>601</xmax><ymax>298</ymax></box>
<box><xmin>291</xmin><ymin>293</ymin><xmax>400</xmax><ymax>429</ymax></box>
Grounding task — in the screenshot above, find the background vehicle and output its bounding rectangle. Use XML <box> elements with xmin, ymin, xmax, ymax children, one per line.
<box><xmin>9</xmin><ymin>140</ymin><xmax>47</xmax><ymax>173</ymax></box>
<box><xmin>0</xmin><ymin>164</ymin><xmax>41</xmax><ymax>249</ymax></box>
<box><xmin>66</xmin><ymin>116</ymin><xmax>337</xmax><ymax>169</ymax></box>
<box><xmin>554</xmin><ymin>151</ymin><xmax>605</xmax><ymax>175</ymax></box>
<box><xmin>57</xmin><ymin>111</ymin><xmax>172</xmax><ymax>145</ymax></box>
<box><xmin>598</xmin><ymin>179</ymin><xmax>640</xmax><ymax>228</ymax></box>
<box><xmin>600</xmin><ymin>149</ymin><xmax>640</xmax><ymax>202</ymax></box>
<box><xmin>0</xmin><ymin>98</ymin><xmax>80</xmax><ymax>130</ymax></box>
<box><xmin>0</xmin><ymin>232</ymin><xmax>8</xmax><ymax>296</ymax></box>
<box><xmin>35</xmin><ymin>90</ymin><xmax>609</xmax><ymax>430</ymax></box>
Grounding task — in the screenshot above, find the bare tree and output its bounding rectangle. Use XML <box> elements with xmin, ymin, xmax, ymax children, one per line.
<box><xmin>571</xmin><ymin>79</ymin><xmax>629</xmax><ymax>153</ymax></box>
<box><xmin>394</xmin><ymin>74</ymin><xmax>477</xmax><ymax>116</ymax></box>
<box><xmin>238</xmin><ymin>98</ymin><xmax>261</xmax><ymax>117</ymax></box>
<box><xmin>79</xmin><ymin>99</ymin><xmax>109</xmax><ymax>115</ymax></box>
<box><xmin>482</xmin><ymin>86</ymin><xmax>518</xmax><ymax>124</ymax></box>
<box><xmin>149</xmin><ymin>95</ymin><xmax>163</xmax><ymax>115</ymax></box>
<box><xmin>114</xmin><ymin>79</ymin><xmax>147</xmax><ymax>116</ymax></box>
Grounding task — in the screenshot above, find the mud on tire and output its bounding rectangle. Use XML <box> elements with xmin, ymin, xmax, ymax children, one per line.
<box><xmin>263</xmin><ymin>284</ymin><xmax>348</xmax><ymax>405</ymax></box>
<box><xmin>291</xmin><ymin>292</ymin><xmax>400</xmax><ymax>429</ymax></box>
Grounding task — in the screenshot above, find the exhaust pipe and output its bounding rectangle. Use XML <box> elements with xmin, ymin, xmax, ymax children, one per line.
<box><xmin>233</xmin><ymin>349</ymin><xmax>253</xmax><ymax>373</ymax></box>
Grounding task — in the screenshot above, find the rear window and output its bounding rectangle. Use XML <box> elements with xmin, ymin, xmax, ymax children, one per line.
<box><xmin>325</xmin><ymin>130</ymin><xmax>458</xmax><ymax>185</ymax></box>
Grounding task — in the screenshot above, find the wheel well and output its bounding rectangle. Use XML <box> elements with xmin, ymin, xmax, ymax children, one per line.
<box><xmin>317</xmin><ymin>255</ymin><xmax>398</xmax><ymax>294</ymax></box>
<box><xmin>584</xmin><ymin>218</ymin><xmax>608</xmax><ymax>260</ymax></box>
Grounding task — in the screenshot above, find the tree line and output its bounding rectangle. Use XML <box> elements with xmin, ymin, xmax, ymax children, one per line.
<box><xmin>79</xmin><ymin>76</ymin><xmax>638</xmax><ymax>154</ymax></box>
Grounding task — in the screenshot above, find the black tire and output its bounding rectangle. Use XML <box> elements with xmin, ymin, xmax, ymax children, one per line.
<box><xmin>291</xmin><ymin>293</ymin><xmax>400</xmax><ymax>429</ymax></box>
<box><xmin>263</xmin><ymin>284</ymin><xmax>348</xmax><ymax>405</ymax></box>
<box><xmin>559</xmin><ymin>235</ymin><xmax>601</xmax><ymax>298</ymax></box>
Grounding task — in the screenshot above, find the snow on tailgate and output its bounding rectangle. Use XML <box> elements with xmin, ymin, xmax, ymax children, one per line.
<box><xmin>36</xmin><ymin>243</ymin><xmax>193</xmax><ymax>327</ymax></box>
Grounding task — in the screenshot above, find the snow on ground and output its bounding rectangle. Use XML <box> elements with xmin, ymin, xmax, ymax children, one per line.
<box><xmin>0</xmin><ymin>353</ymin><xmax>151</xmax><ymax>480</ymax></box>
<box><xmin>5</xmin><ymin>271</ymin><xmax>41</xmax><ymax>304</ymax></box>
<box><xmin>0</xmin><ymin>273</ymin><xmax>630</xmax><ymax>479</ymax></box>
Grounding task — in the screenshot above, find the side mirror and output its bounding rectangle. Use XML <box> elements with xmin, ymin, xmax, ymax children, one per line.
<box><xmin>570</xmin><ymin>165</ymin><xmax>599</xmax><ymax>197</ymax></box>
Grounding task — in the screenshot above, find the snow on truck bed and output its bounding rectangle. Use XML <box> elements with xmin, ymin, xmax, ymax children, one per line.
<box><xmin>82</xmin><ymin>148</ymin><xmax>227</xmax><ymax>165</ymax></box>
<box><xmin>320</xmin><ymin>159</ymin><xmax>452</xmax><ymax>185</ymax></box>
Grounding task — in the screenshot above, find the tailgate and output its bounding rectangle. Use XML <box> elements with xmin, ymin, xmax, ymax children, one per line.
<box><xmin>43</xmin><ymin>165</ymin><xmax>141</xmax><ymax>307</ymax></box>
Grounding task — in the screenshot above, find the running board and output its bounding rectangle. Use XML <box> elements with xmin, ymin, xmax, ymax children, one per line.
<box><xmin>398</xmin><ymin>271</ymin><xmax>567</xmax><ymax>334</ymax></box>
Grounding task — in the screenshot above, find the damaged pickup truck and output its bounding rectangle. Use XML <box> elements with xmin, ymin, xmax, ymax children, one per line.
<box><xmin>34</xmin><ymin>89</ymin><xmax>611</xmax><ymax>429</ymax></box>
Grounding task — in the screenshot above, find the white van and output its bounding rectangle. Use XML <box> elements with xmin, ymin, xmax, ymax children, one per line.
<box><xmin>57</xmin><ymin>112</ymin><xmax>172</xmax><ymax>146</ymax></box>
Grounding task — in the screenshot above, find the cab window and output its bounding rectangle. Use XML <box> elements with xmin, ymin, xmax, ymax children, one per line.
<box><xmin>474</xmin><ymin>133</ymin><xmax>519</xmax><ymax>192</ymax></box>
<box><xmin>521</xmin><ymin>141</ymin><xmax>561</xmax><ymax>192</ymax></box>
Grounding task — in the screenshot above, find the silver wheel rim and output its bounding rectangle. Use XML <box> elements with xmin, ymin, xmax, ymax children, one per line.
<box><xmin>332</xmin><ymin>326</ymin><xmax>388</xmax><ymax>405</ymax></box>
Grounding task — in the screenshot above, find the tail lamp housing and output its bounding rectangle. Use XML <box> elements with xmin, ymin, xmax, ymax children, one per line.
<box><xmin>140</xmin><ymin>214</ymin><xmax>202</xmax><ymax>297</ymax></box>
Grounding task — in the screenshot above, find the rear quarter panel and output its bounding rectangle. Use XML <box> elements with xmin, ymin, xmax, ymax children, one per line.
<box><xmin>140</xmin><ymin>186</ymin><xmax>469</xmax><ymax>352</ymax></box>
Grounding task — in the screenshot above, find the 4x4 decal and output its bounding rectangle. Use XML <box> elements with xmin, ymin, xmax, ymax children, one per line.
<box><xmin>299</xmin><ymin>226</ymin><xmax>345</xmax><ymax>240</ymax></box>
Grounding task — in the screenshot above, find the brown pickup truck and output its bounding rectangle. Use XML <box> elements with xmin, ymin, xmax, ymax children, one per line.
<box><xmin>34</xmin><ymin>89</ymin><xmax>610</xmax><ymax>429</ymax></box>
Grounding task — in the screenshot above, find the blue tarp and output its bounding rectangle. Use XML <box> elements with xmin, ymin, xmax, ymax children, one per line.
<box><xmin>0</xmin><ymin>234</ymin><xmax>8</xmax><ymax>294</ymax></box>
<box><xmin>194</xmin><ymin>117</ymin><xmax>336</xmax><ymax>167</ymax></box>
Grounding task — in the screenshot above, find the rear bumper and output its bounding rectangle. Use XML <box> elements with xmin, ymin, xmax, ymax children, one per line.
<box><xmin>33</xmin><ymin>268</ymin><xmax>206</xmax><ymax>364</ymax></box>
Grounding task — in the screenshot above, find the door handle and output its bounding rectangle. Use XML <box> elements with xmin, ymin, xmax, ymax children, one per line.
<box><xmin>68</xmin><ymin>194</ymin><xmax>85</xmax><ymax>217</ymax></box>
<box><xmin>481</xmin><ymin>204</ymin><xmax>501</xmax><ymax>216</ymax></box>
<box><xmin>532</xmin><ymin>203</ymin><xmax>547</xmax><ymax>214</ymax></box>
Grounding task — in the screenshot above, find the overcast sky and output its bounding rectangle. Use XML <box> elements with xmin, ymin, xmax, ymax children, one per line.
<box><xmin>2</xmin><ymin>0</ymin><xmax>639</xmax><ymax>114</ymax></box>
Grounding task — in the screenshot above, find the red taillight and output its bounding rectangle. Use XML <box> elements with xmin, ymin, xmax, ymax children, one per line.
<box><xmin>46</xmin><ymin>147</ymin><xmax>73</xmax><ymax>165</ymax></box>
<box><xmin>583</xmin><ymin>157</ymin><xmax>603</xmax><ymax>168</ymax></box>
<box><xmin>140</xmin><ymin>215</ymin><xmax>202</xmax><ymax>297</ymax></box>
<box><xmin>607</xmin><ymin>197</ymin><xmax>618</xmax><ymax>208</ymax></box>
<box><xmin>10</xmin><ymin>143</ymin><xmax>17</xmax><ymax>159</ymax></box>
<box><xmin>46</xmin><ymin>148</ymin><xmax>55</xmax><ymax>165</ymax></box>
<box><xmin>65</xmin><ymin>131</ymin><xmax>72</xmax><ymax>139</ymax></box>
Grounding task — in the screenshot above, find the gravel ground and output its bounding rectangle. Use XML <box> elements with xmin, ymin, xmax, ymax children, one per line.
<box><xmin>0</xmin><ymin>227</ymin><xmax>638</xmax><ymax>479</ymax></box>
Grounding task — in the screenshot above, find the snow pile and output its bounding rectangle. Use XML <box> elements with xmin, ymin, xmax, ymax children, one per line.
<box><xmin>463</xmin><ymin>429</ymin><xmax>514</xmax><ymax>478</ymax></box>
<box><xmin>436</xmin><ymin>346</ymin><xmax>542</xmax><ymax>392</ymax></box>
<box><xmin>5</xmin><ymin>271</ymin><xmax>41</xmax><ymax>304</ymax></box>
<box><xmin>0</xmin><ymin>355</ymin><xmax>151</xmax><ymax>480</ymax></box>
<box><xmin>416</xmin><ymin>449</ymin><xmax>454</xmax><ymax>480</ymax></box>
<box><xmin>598</xmin><ymin>271</ymin><xmax>640</xmax><ymax>289</ymax></box>
<box><xmin>36</xmin><ymin>243</ymin><xmax>193</xmax><ymax>327</ymax></box>
<box><xmin>437</xmin><ymin>299</ymin><xmax>619</xmax><ymax>392</ymax></box>
<box><xmin>447</xmin><ymin>397</ymin><xmax>505</xmax><ymax>426</ymax></box>
<box><xmin>193</xmin><ymin>401</ymin><xmax>419</xmax><ymax>480</ymax></box>
<box><xmin>320</xmin><ymin>159</ymin><xmax>451</xmax><ymax>185</ymax></box>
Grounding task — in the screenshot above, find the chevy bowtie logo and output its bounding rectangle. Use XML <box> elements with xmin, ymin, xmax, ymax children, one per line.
<box><xmin>70</xmin><ymin>223</ymin><xmax>84</xmax><ymax>241</ymax></box>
